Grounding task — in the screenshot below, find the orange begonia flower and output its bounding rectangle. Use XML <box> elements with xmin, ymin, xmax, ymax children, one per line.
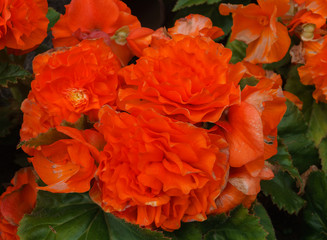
<box><xmin>0</xmin><ymin>0</ymin><xmax>48</xmax><ymax>52</ymax></box>
<box><xmin>118</xmin><ymin>35</ymin><xmax>245</xmax><ymax>124</ymax></box>
<box><xmin>242</xmin><ymin>61</ymin><xmax>266</xmax><ymax>79</ymax></box>
<box><xmin>30</xmin><ymin>126</ymin><xmax>104</xmax><ymax>193</ymax></box>
<box><xmin>287</xmin><ymin>9</ymin><xmax>326</xmax><ymax>41</ymax></box>
<box><xmin>298</xmin><ymin>43</ymin><xmax>327</xmax><ymax>102</ymax></box>
<box><xmin>51</xmin><ymin>0</ymin><xmax>142</xmax><ymax>65</ymax></box>
<box><xmin>0</xmin><ymin>168</ymin><xmax>38</xmax><ymax>239</ymax></box>
<box><xmin>220</xmin><ymin>0</ymin><xmax>291</xmax><ymax>64</ymax></box>
<box><xmin>90</xmin><ymin>106</ymin><xmax>229</xmax><ymax>231</ymax></box>
<box><xmin>30</xmin><ymin>39</ymin><xmax>121</xmax><ymax>124</ymax></box>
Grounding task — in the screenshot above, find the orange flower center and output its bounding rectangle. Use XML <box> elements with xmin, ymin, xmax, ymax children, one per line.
<box><xmin>64</xmin><ymin>88</ymin><xmax>89</xmax><ymax>109</ymax></box>
<box><xmin>258</xmin><ymin>16</ymin><xmax>269</xmax><ymax>26</ymax></box>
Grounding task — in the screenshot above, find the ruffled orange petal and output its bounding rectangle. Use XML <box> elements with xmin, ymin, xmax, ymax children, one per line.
<box><xmin>241</xmin><ymin>77</ymin><xmax>286</xmax><ymax>160</ymax></box>
<box><xmin>1</xmin><ymin>184</ymin><xmax>36</xmax><ymax>225</ymax></box>
<box><xmin>257</xmin><ymin>0</ymin><xmax>290</xmax><ymax>17</ymax></box>
<box><xmin>31</xmin><ymin>135</ymin><xmax>97</xmax><ymax>193</ymax></box>
<box><xmin>219</xmin><ymin>102</ymin><xmax>264</xmax><ymax>168</ymax></box>
<box><xmin>212</xmin><ymin>183</ymin><xmax>246</xmax><ymax>214</ymax></box>
<box><xmin>228</xmin><ymin>167</ymin><xmax>262</xmax><ymax>195</ymax></box>
<box><xmin>220</xmin><ymin>3</ymin><xmax>264</xmax><ymax>44</ymax></box>
<box><xmin>126</xmin><ymin>27</ymin><xmax>154</xmax><ymax>57</ymax></box>
<box><xmin>245</xmin><ymin>21</ymin><xmax>290</xmax><ymax>63</ymax></box>
<box><xmin>305</xmin><ymin>0</ymin><xmax>327</xmax><ymax>18</ymax></box>
<box><xmin>0</xmin><ymin>0</ymin><xmax>48</xmax><ymax>51</ymax></box>
<box><xmin>0</xmin><ymin>167</ymin><xmax>37</xmax><ymax>226</ymax></box>
<box><xmin>61</xmin><ymin>0</ymin><xmax>120</xmax><ymax>33</ymax></box>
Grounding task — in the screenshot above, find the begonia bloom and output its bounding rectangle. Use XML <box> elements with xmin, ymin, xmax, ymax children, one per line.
<box><xmin>220</xmin><ymin>0</ymin><xmax>291</xmax><ymax>64</ymax></box>
<box><xmin>0</xmin><ymin>0</ymin><xmax>48</xmax><ymax>52</ymax></box>
<box><xmin>51</xmin><ymin>0</ymin><xmax>142</xmax><ymax>65</ymax></box>
<box><xmin>30</xmin><ymin>126</ymin><xmax>104</xmax><ymax>193</ymax></box>
<box><xmin>118</xmin><ymin>35</ymin><xmax>245</xmax><ymax>123</ymax></box>
<box><xmin>0</xmin><ymin>168</ymin><xmax>38</xmax><ymax>239</ymax></box>
<box><xmin>90</xmin><ymin>106</ymin><xmax>229</xmax><ymax>231</ymax></box>
<box><xmin>287</xmin><ymin>9</ymin><xmax>326</xmax><ymax>41</ymax></box>
<box><xmin>31</xmin><ymin>39</ymin><xmax>121</xmax><ymax>124</ymax></box>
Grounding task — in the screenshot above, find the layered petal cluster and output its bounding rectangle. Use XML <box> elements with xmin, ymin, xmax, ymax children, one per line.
<box><xmin>213</xmin><ymin>75</ymin><xmax>286</xmax><ymax>213</ymax></box>
<box><xmin>118</xmin><ymin>35</ymin><xmax>245</xmax><ymax>123</ymax></box>
<box><xmin>127</xmin><ymin>14</ymin><xmax>224</xmax><ymax>57</ymax></box>
<box><xmin>298</xmin><ymin>43</ymin><xmax>327</xmax><ymax>102</ymax></box>
<box><xmin>30</xmin><ymin>126</ymin><xmax>104</xmax><ymax>193</ymax></box>
<box><xmin>168</xmin><ymin>14</ymin><xmax>224</xmax><ymax>39</ymax></box>
<box><xmin>30</xmin><ymin>39</ymin><xmax>121</xmax><ymax>124</ymax></box>
<box><xmin>90</xmin><ymin>106</ymin><xmax>229</xmax><ymax>231</ymax></box>
<box><xmin>0</xmin><ymin>168</ymin><xmax>38</xmax><ymax>240</ymax></box>
<box><xmin>287</xmin><ymin>9</ymin><xmax>326</xmax><ymax>41</ymax></box>
<box><xmin>220</xmin><ymin>0</ymin><xmax>291</xmax><ymax>64</ymax></box>
<box><xmin>0</xmin><ymin>0</ymin><xmax>48</xmax><ymax>52</ymax></box>
<box><xmin>52</xmin><ymin>0</ymin><xmax>142</xmax><ymax>65</ymax></box>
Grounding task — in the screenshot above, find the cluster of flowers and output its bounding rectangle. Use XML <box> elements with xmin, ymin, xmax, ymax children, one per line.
<box><xmin>220</xmin><ymin>0</ymin><xmax>327</xmax><ymax>103</ymax></box>
<box><xmin>9</xmin><ymin>0</ymin><xmax>327</xmax><ymax>237</ymax></box>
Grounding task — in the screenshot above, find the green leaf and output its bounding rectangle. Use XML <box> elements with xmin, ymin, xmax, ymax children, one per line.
<box><xmin>46</xmin><ymin>8</ymin><xmax>60</xmax><ymax>31</ymax></box>
<box><xmin>262</xmin><ymin>52</ymin><xmax>291</xmax><ymax>79</ymax></box>
<box><xmin>204</xmin><ymin>206</ymin><xmax>267</xmax><ymax>240</ymax></box>
<box><xmin>307</xmin><ymin>102</ymin><xmax>327</xmax><ymax>146</ymax></box>
<box><xmin>319</xmin><ymin>137</ymin><xmax>327</xmax><ymax>173</ymax></box>
<box><xmin>284</xmin><ymin>65</ymin><xmax>315</xmax><ymax>122</ymax></box>
<box><xmin>302</xmin><ymin>171</ymin><xmax>327</xmax><ymax>239</ymax></box>
<box><xmin>226</xmin><ymin>40</ymin><xmax>247</xmax><ymax>64</ymax></box>
<box><xmin>61</xmin><ymin>114</ymin><xmax>93</xmax><ymax>130</ymax></box>
<box><xmin>18</xmin><ymin>128</ymin><xmax>70</xmax><ymax>149</ymax></box>
<box><xmin>0</xmin><ymin>62</ymin><xmax>31</xmax><ymax>87</ymax></box>
<box><xmin>253</xmin><ymin>203</ymin><xmax>276</xmax><ymax>240</ymax></box>
<box><xmin>173</xmin><ymin>0</ymin><xmax>221</xmax><ymax>11</ymax></box>
<box><xmin>18</xmin><ymin>191</ymin><xmax>168</xmax><ymax>240</ymax></box>
<box><xmin>164</xmin><ymin>222</ymin><xmax>202</xmax><ymax>240</ymax></box>
<box><xmin>277</xmin><ymin>100</ymin><xmax>320</xmax><ymax>173</ymax></box>
<box><xmin>268</xmin><ymin>140</ymin><xmax>301</xmax><ymax>184</ymax></box>
<box><xmin>239</xmin><ymin>77</ymin><xmax>259</xmax><ymax>90</ymax></box>
<box><xmin>261</xmin><ymin>171</ymin><xmax>306</xmax><ymax>214</ymax></box>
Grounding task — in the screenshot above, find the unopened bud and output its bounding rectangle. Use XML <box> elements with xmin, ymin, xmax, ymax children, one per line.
<box><xmin>301</xmin><ymin>31</ymin><xmax>314</xmax><ymax>41</ymax></box>
<box><xmin>301</xmin><ymin>23</ymin><xmax>316</xmax><ymax>41</ymax></box>
<box><xmin>302</xmin><ymin>23</ymin><xmax>316</xmax><ymax>33</ymax></box>
<box><xmin>111</xmin><ymin>26</ymin><xmax>130</xmax><ymax>45</ymax></box>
